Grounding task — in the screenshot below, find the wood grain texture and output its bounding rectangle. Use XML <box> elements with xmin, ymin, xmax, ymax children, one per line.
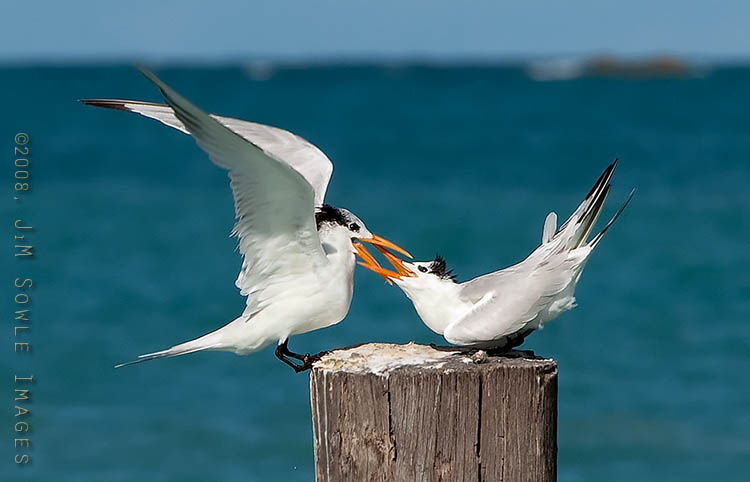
<box><xmin>310</xmin><ymin>343</ymin><xmax>557</xmax><ymax>482</ymax></box>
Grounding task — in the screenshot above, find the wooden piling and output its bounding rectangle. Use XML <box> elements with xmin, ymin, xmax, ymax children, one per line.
<box><xmin>310</xmin><ymin>343</ymin><xmax>557</xmax><ymax>482</ymax></box>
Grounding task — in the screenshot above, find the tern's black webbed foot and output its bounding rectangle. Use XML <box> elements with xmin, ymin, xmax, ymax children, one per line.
<box><xmin>428</xmin><ymin>343</ymin><xmax>467</xmax><ymax>353</ymax></box>
<box><xmin>303</xmin><ymin>350</ymin><xmax>328</xmax><ymax>365</ymax></box>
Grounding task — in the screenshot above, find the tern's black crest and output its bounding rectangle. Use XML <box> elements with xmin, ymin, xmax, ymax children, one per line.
<box><xmin>315</xmin><ymin>204</ymin><xmax>348</xmax><ymax>229</ymax></box>
<box><xmin>429</xmin><ymin>254</ymin><xmax>457</xmax><ymax>282</ymax></box>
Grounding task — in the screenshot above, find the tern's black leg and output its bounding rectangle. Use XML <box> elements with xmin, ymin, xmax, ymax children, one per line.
<box><xmin>274</xmin><ymin>340</ymin><xmax>327</xmax><ymax>373</ymax></box>
<box><xmin>283</xmin><ymin>344</ymin><xmax>307</xmax><ymax>361</ymax></box>
<box><xmin>275</xmin><ymin>340</ymin><xmax>305</xmax><ymax>372</ymax></box>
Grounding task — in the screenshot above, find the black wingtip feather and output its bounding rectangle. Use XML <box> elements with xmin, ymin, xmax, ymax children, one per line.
<box><xmin>80</xmin><ymin>99</ymin><xmax>131</xmax><ymax>111</ymax></box>
<box><xmin>584</xmin><ymin>158</ymin><xmax>618</xmax><ymax>200</ymax></box>
<box><xmin>590</xmin><ymin>188</ymin><xmax>635</xmax><ymax>247</ymax></box>
<box><xmin>559</xmin><ymin>160</ymin><xmax>619</xmax><ymax>235</ymax></box>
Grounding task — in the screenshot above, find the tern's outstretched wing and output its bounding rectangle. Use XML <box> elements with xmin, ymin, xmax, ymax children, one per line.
<box><xmin>459</xmin><ymin>160</ymin><xmax>620</xmax><ymax>303</ymax></box>
<box><xmin>137</xmin><ymin>68</ymin><xmax>328</xmax><ymax>314</ymax></box>
<box><xmin>80</xmin><ymin>98</ymin><xmax>333</xmax><ymax>206</ymax></box>
<box><xmin>446</xmin><ymin>253</ymin><xmax>583</xmax><ymax>346</ymax></box>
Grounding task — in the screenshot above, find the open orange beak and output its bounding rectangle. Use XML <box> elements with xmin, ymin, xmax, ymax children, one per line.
<box><xmin>358</xmin><ymin>234</ymin><xmax>412</xmax><ymax>258</ymax></box>
<box><xmin>353</xmin><ymin>235</ymin><xmax>414</xmax><ymax>284</ymax></box>
<box><xmin>372</xmin><ymin>245</ymin><xmax>415</xmax><ymax>278</ymax></box>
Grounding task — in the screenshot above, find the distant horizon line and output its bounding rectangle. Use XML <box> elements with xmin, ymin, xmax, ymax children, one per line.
<box><xmin>2</xmin><ymin>52</ymin><xmax>750</xmax><ymax>68</ymax></box>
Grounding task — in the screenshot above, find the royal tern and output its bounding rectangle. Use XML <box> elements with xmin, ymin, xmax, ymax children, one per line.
<box><xmin>363</xmin><ymin>161</ymin><xmax>633</xmax><ymax>350</ymax></box>
<box><xmin>84</xmin><ymin>68</ymin><xmax>409</xmax><ymax>372</ymax></box>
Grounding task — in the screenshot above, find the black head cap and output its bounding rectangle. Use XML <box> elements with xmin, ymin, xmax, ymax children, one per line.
<box><xmin>315</xmin><ymin>204</ymin><xmax>348</xmax><ymax>230</ymax></box>
<box><xmin>429</xmin><ymin>254</ymin><xmax>457</xmax><ymax>282</ymax></box>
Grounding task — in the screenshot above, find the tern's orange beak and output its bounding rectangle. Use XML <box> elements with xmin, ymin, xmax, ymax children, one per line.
<box><xmin>352</xmin><ymin>241</ymin><xmax>398</xmax><ymax>284</ymax></box>
<box><xmin>358</xmin><ymin>234</ymin><xmax>412</xmax><ymax>258</ymax></box>
<box><xmin>372</xmin><ymin>244</ymin><xmax>416</xmax><ymax>278</ymax></box>
<box><xmin>352</xmin><ymin>234</ymin><xmax>413</xmax><ymax>284</ymax></box>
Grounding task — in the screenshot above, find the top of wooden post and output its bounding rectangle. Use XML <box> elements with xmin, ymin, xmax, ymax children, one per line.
<box><xmin>312</xmin><ymin>341</ymin><xmax>556</xmax><ymax>376</ymax></box>
<box><xmin>310</xmin><ymin>342</ymin><xmax>558</xmax><ymax>482</ymax></box>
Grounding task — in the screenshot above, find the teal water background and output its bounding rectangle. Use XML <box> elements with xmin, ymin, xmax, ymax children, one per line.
<box><xmin>1</xmin><ymin>65</ymin><xmax>749</xmax><ymax>481</ymax></box>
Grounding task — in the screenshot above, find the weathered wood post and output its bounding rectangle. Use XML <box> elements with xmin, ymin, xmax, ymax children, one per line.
<box><xmin>310</xmin><ymin>342</ymin><xmax>557</xmax><ymax>482</ymax></box>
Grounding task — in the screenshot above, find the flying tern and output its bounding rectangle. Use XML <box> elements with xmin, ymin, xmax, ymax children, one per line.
<box><xmin>83</xmin><ymin>68</ymin><xmax>409</xmax><ymax>372</ymax></box>
<box><xmin>362</xmin><ymin>161</ymin><xmax>633</xmax><ymax>350</ymax></box>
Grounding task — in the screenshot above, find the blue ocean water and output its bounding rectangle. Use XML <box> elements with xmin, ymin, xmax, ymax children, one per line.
<box><xmin>1</xmin><ymin>65</ymin><xmax>748</xmax><ymax>481</ymax></box>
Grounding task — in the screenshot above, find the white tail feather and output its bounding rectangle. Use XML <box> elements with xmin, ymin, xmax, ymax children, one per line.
<box><xmin>115</xmin><ymin>328</ymin><xmax>227</xmax><ymax>368</ymax></box>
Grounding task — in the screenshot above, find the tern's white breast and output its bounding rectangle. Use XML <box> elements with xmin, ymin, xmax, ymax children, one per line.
<box><xmin>221</xmin><ymin>252</ymin><xmax>356</xmax><ymax>355</ymax></box>
<box><xmin>398</xmin><ymin>280</ymin><xmax>473</xmax><ymax>335</ymax></box>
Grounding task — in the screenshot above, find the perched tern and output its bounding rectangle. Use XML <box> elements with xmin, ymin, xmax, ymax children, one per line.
<box><xmin>363</xmin><ymin>161</ymin><xmax>633</xmax><ymax>350</ymax></box>
<box><xmin>84</xmin><ymin>68</ymin><xmax>409</xmax><ymax>372</ymax></box>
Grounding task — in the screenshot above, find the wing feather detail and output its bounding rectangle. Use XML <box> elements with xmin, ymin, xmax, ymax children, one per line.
<box><xmin>447</xmin><ymin>253</ymin><xmax>581</xmax><ymax>345</ymax></box>
<box><xmin>80</xmin><ymin>98</ymin><xmax>333</xmax><ymax>206</ymax></box>
<box><xmin>136</xmin><ymin>68</ymin><xmax>327</xmax><ymax>314</ymax></box>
